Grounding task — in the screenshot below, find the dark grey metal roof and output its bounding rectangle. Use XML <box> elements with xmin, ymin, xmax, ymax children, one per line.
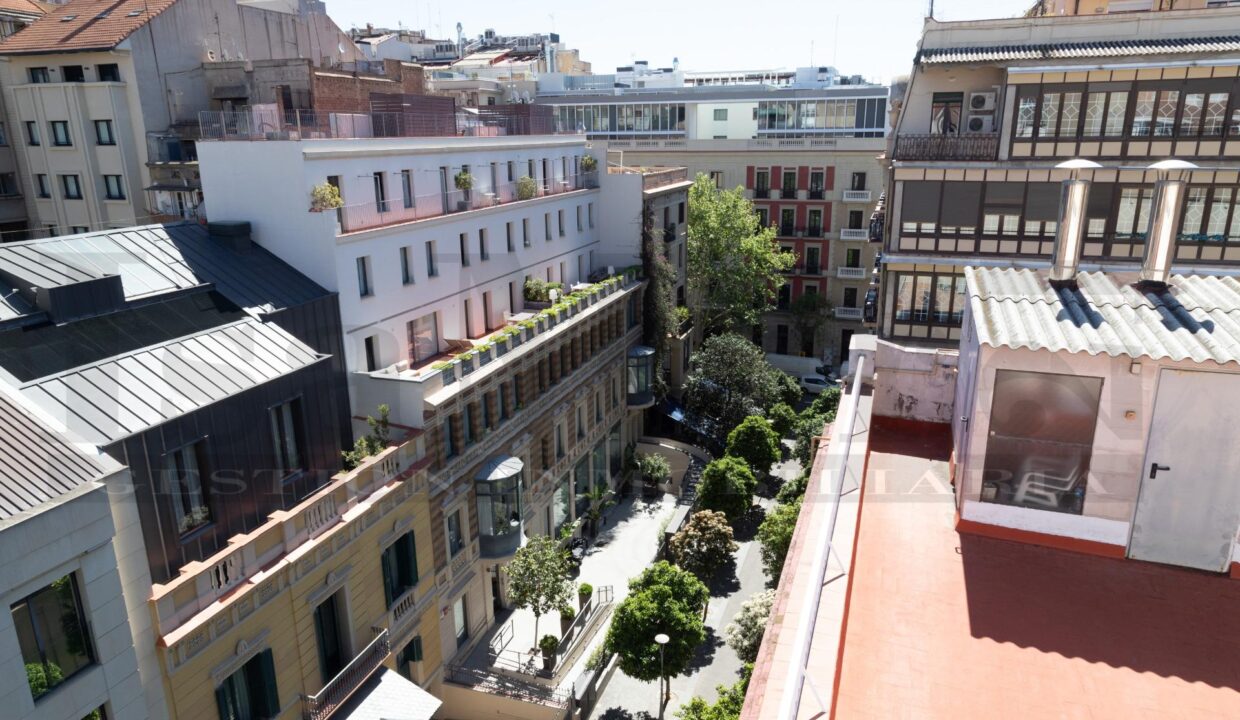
<box><xmin>965</xmin><ymin>267</ymin><xmax>1240</xmax><ymax>365</ymax></box>
<box><xmin>918</xmin><ymin>35</ymin><xmax>1240</xmax><ymax>65</ymax></box>
<box><xmin>16</xmin><ymin>317</ymin><xmax>326</xmax><ymax>446</ymax></box>
<box><xmin>0</xmin><ymin>223</ymin><xmax>329</xmax><ymax>322</ymax></box>
<box><xmin>0</xmin><ymin>392</ymin><xmax>110</xmax><ymax>521</ymax></box>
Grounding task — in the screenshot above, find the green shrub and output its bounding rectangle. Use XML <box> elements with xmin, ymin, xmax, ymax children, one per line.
<box><xmin>767</xmin><ymin>403</ymin><xmax>797</xmax><ymax>438</ymax></box>
<box><xmin>516</xmin><ymin>175</ymin><xmax>538</xmax><ymax>200</ymax></box>
<box><xmin>696</xmin><ymin>456</ymin><xmax>756</xmax><ymax>522</ymax></box>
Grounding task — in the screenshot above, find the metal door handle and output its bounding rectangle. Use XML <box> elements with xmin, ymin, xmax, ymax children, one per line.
<box><xmin>1149</xmin><ymin>463</ymin><xmax>1170</xmax><ymax>479</ymax></box>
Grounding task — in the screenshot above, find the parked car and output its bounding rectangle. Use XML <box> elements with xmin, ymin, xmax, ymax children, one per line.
<box><xmin>800</xmin><ymin>374</ymin><xmax>832</xmax><ymax>395</ymax></box>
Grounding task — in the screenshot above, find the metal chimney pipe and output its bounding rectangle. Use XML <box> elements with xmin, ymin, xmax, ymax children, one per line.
<box><xmin>1141</xmin><ymin>160</ymin><xmax>1196</xmax><ymax>286</ymax></box>
<box><xmin>1049</xmin><ymin>159</ymin><xmax>1100</xmax><ymax>284</ymax></box>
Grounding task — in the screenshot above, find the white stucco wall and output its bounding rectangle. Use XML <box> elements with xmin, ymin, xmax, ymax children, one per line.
<box><xmin>871</xmin><ymin>338</ymin><xmax>958</xmax><ymax>423</ymax></box>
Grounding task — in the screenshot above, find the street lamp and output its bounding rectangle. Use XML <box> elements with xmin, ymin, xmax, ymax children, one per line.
<box><xmin>655</xmin><ymin>632</ymin><xmax>670</xmax><ymax>719</ymax></box>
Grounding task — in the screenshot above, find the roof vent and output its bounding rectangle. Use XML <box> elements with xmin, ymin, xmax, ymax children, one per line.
<box><xmin>1049</xmin><ymin>159</ymin><xmax>1100</xmax><ymax>284</ymax></box>
<box><xmin>60</xmin><ymin>15</ymin><xmax>77</xmax><ymax>21</ymax></box>
<box><xmin>126</xmin><ymin>9</ymin><xmax>142</xmax><ymax>16</ymax></box>
<box><xmin>1141</xmin><ymin>161</ymin><xmax>1196</xmax><ymax>287</ymax></box>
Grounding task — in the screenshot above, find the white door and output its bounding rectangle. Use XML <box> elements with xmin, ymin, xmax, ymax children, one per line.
<box><xmin>1129</xmin><ymin>369</ymin><xmax>1240</xmax><ymax>572</ymax></box>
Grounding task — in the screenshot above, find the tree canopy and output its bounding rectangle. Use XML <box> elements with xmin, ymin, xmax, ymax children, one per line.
<box><xmin>504</xmin><ymin>535</ymin><xmax>573</xmax><ymax>645</ymax></box>
<box><xmin>606</xmin><ymin>562</ymin><xmax>709</xmax><ymax>685</ymax></box>
<box><xmin>724</xmin><ymin>590</ymin><xmax>775</xmax><ymax>663</ymax></box>
<box><xmin>684</xmin><ymin>333</ymin><xmax>791</xmax><ymax>444</ymax></box>
<box><xmin>726</xmin><ymin>416</ymin><xmax>781</xmax><ymax>477</ymax></box>
<box><xmin>758</xmin><ymin>498</ymin><xmax>802</xmax><ymax>584</ymax></box>
<box><xmin>696</xmin><ymin>456</ymin><xmax>757</xmax><ymax>523</ymax></box>
<box><xmin>669</xmin><ymin>510</ymin><xmax>738</xmax><ymax>582</ymax></box>
<box><xmin>686</xmin><ymin>174</ymin><xmax>795</xmax><ymax>335</ymax></box>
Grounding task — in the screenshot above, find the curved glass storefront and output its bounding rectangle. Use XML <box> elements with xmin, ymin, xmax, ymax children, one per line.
<box><xmin>627</xmin><ymin>345</ymin><xmax>655</xmax><ymax>409</ymax></box>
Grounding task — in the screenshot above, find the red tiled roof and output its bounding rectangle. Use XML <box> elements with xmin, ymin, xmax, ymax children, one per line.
<box><xmin>0</xmin><ymin>0</ymin><xmax>179</xmax><ymax>54</ymax></box>
<box><xmin>0</xmin><ymin>0</ymin><xmax>48</xmax><ymax>19</ymax></box>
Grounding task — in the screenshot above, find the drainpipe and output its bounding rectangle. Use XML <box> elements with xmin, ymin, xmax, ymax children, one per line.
<box><xmin>1140</xmin><ymin>160</ymin><xmax>1196</xmax><ymax>287</ymax></box>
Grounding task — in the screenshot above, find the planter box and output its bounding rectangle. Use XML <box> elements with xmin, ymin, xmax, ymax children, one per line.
<box><xmin>495</xmin><ymin>339</ymin><xmax>509</xmax><ymax>357</ymax></box>
<box><xmin>437</xmin><ymin>363</ymin><xmax>458</xmax><ymax>385</ymax></box>
<box><xmin>560</xmin><ymin>615</ymin><xmax>574</xmax><ymax>635</ymax></box>
<box><xmin>459</xmin><ymin>357</ymin><xmax>475</xmax><ymax>375</ymax></box>
<box><xmin>478</xmin><ymin>348</ymin><xmax>493</xmax><ymax>366</ymax></box>
<box><xmin>510</xmin><ymin>333</ymin><xmax>523</xmax><ymax>347</ymax></box>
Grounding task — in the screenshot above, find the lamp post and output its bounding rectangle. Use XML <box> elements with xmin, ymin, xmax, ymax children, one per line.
<box><xmin>655</xmin><ymin>632</ymin><xmax>670</xmax><ymax>719</ymax></box>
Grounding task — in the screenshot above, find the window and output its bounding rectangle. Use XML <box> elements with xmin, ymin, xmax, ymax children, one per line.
<box><xmin>458</xmin><ymin>233</ymin><xmax>470</xmax><ymax>267</ymax></box>
<box><xmin>61</xmin><ymin>65</ymin><xmax>84</xmax><ymax>82</ymax></box>
<box><xmin>425</xmin><ymin>241</ymin><xmax>438</xmax><ymax>277</ymax></box>
<box><xmin>0</xmin><ymin>122</ymin><xmax>8</xmax><ymax>146</ymax></box>
<box><xmin>166</xmin><ymin>441</ymin><xmax>210</xmax><ymax>533</ymax></box>
<box><xmin>843</xmin><ymin>287</ymin><xmax>858</xmax><ymax>307</ymax></box>
<box><xmin>50</xmin><ymin>120</ymin><xmax>70</xmax><ymax>146</ymax></box>
<box><xmin>372</xmin><ymin>171</ymin><xmax>387</xmax><ymax>212</ymax></box>
<box><xmin>850</xmin><ymin>172</ymin><xmax>867</xmax><ymax>191</ymax></box>
<box><xmin>893</xmin><ymin>272</ymin><xmax>967</xmax><ymax>326</ymax></box>
<box><xmin>70</xmin><ymin>226</ymin><xmax>88</xmax><ymax>234</ymax></box>
<box><xmin>576</xmin><ymin>205</ymin><xmax>583</xmax><ymax>231</ymax></box>
<box><xmin>313</xmin><ymin>592</ymin><xmax>346</xmax><ymax>684</ymax></box>
<box><xmin>270</xmin><ymin>399</ymin><xmax>303</xmax><ymax>476</ymax></box>
<box><xmin>1154</xmin><ymin>90</ymin><xmax>1180</xmax><ymax>137</ymax></box>
<box><xmin>381</xmin><ymin>531</ymin><xmax>419</xmax><ymax>607</ymax></box>
<box><xmin>215</xmin><ymin>649</ymin><xmax>279</xmax><ymax>720</ymax></box>
<box><xmin>576</xmin><ymin>405</ymin><xmax>585</xmax><ymax>439</ymax></box>
<box><xmin>60</xmin><ymin>175</ymin><xmax>81</xmax><ymax>199</ymax></box>
<box><xmin>981</xmin><ymin>370</ymin><xmax>1102</xmax><ymax>516</ymax></box>
<box><xmin>522</xmin><ymin>218</ymin><xmax>531</xmax><ymax>247</ymax></box>
<box><xmin>930</xmin><ymin>92</ymin><xmax>962</xmax><ymax>135</ymax></box>
<box><xmin>27</xmin><ymin>67</ymin><xmax>49</xmax><ymax>83</ymax></box>
<box><xmin>364</xmin><ymin>335</ymin><xmax>379</xmax><ymax>372</ymax></box>
<box><xmin>0</xmin><ymin>172</ymin><xmax>17</xmax><ymax>196</ymax></box>
<box><xmin>545</xmin><ymin>212</ymin><xmax>552</xmax><ymax>241</ymax></box>
<box><xmin>555</xmin><ymin>422</ymin><xmax>565</xmax><ymax>459</ymax></box>
<box><xmin>754</xmin><ymin>169</ymin><xmax>769</xmax><ymax>193</ymax></box>
<box><xmin>589</xmin><ymin>202</ymin><xmax>596</xmax><ymax>228</ymax></box>
<box><xmin>401</xmin><ymin>169</ymin><xmax>413</xmax><ymax>209</ymax></box>
<box><xmin>25</xmin><ymin>121</ymin><xmax>39</xmax><ymax>146</ymax></box>
<box><xmin>453</xmin><ymin>596</ymin><xmax>469</xmax><ymax>648</ymax></box>
<box><xmin>94</xmin><ymin>119</ymin><xmax>114</xmax><ymax>145</ymax></box>
<box><xmin>479</xmin><ymin>229</ymin><xmax>489</xmax><ymax>261</ymax></box>
<box><xmin>1132</xmin><ymin>90</ymin><xmax>1156</xmax><ymax>136</ymax></box>
<box><xmin>407</xmin><ymin>312</ymin><xmax>438</xmax><ymax>362</ymax></box>
<box><xmin>1115</xmin><ymin>186</ymin><xmax>1154</xmax><ymax>239</ymax></box>
<box><xmin>463</xmin><ymin>403</ymin><xmax>474</xmax><ymax>445</ymax></box>
<box><xmin>709</xmin><ymin>170</ymin><xmax>724</xmax><ymax>188</ymax></box>
<box><xmin>396</xmin><ymin>636</ymin><xmax>423</xmax><ymax>681</ymax></box>
<box><xmin>713</xmin><ymin>108</ymin><xmax>728</xmax><ymax>121</ymax></box>
<box><xmin>12</xmin><ymin>574</ymin><xmax>95</xmax><ymax>700</ymax></box>
<box><xmin>677</xmin><ymin>201</ymin><xmax>685</xmax><ymax>224</ymax></box>
<box><xmin>847</xmin><ymin>209</ymin><xmax>863</xmax><ymax>230</ymax></box>
<box><xmin>443</xmin><ymin>417</ymin><xmax>457</xmax><ymax>459</ymax></box>
<box><xmin>400</xmin><ymin>246</ymin><xmax>414</xmax><ymax>285</ymax></box>
<box><xmin>558</xmin><ymin>209</ymin><xmax>566</xmax><ymax>236</ymax></box>
<box><xmin>356</xmin><ymin>256</ymin><xmax>372</xmax><ymax>296</ymax></box>
<box><xmin>1178</xmin><ymin>186</ymin><xmax>1240</xmax><ymax>243</ymax></box>
<box><xmin>506</xmin><ymin>221</ymin><xmax>514</xmax><ymax>252</ymax></box>
<box><xmin>447</xmin><ymin>509</ymin><xmax>465</xmax><ymax>557</ymax></box>
<box><xmin>103</xmin><ymin>174</ymin><xmax>124</xmax><ymax>200</ymax></box>
<box><xmin>97</xmin><ymin>63</ymin><xmax>120</xmax><ymax>82</ymax></box>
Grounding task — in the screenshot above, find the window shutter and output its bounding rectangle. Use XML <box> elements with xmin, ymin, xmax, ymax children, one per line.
<box><xmin>256</xmin><ymin>649</ymin><xmax>280</xmax><ymax>718</ymax></box>
<box><xmin>1025</xmin><ymin>183</ymin><xmax>1062</xmax><ymax>222</ymax></box>
<box><xmin>902</xmin><ymin>182</ymin><xmax>942</xmax><ymax>223</ymax></box>
<box><xmin>382</xmin><ymin>548</ymin><xmax>394</xmax><ymax>608</ymax></box>
<box><xmin>215</xmin><ymin>684</ymin><xmax>233</xmax><ymax>720</ymax></box>
<box><xmin>940</xmin><ymin>182</ymin><xmax>982</xmax><ymax>227</ymax></box>
<box><xmin>413</xmin><ymin>635</ymin><xmax>424</xmax><ymax>662</ymax></box>
<box><xmin>405</xmin><ymin>533</ymin><xmax>419</xmax><ymax>586</ymax></box>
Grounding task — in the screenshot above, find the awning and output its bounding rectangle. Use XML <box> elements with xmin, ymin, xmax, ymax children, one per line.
<box><xmin>334</xmin><ymin>667</ymin><xmax>442</xmax><ymax>720</ymax></box>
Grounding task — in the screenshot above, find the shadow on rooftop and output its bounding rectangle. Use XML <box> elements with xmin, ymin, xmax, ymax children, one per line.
<box><xmin>959</xmin><ymin>533</ymin><xmax>1240</xmax><ymax>691</ymax></box>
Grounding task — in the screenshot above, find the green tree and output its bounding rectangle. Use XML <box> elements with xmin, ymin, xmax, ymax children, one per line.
<box><xmin>606</xmin><ymin>562</ymin><xmax>709</xmax><ymax>707</ymax></box>
<box><xmin>724</xmin><ymin>590</ymin><xmax>775</xmax><ymax>663</ymax></box>
<box><xmin>669</xmin><ymin>510</ymin><xmax>737</xmax><ymax>582</ymax></box>
<box><xmin>504</xmin><ymin>535</ymin><xmax>573</xmax><ymax>646</ymax></box>
<box><xmin>788</xmin><ymin>291</ymin><xmax>832</xmax><ymax>359</ymax></box>
<box><xmin>341</xmin><ymin>404</ymin><xmax>392</xmax><ymax>470</ymax></box>
<box><xmin>696</xmin><ymin>456</ymin><xmax>756</xmax><ymax>522</ymax></box>
<box><xmin>684</xmin><ymin>333</ymin><xmax>790</xmax><ymax>444</ymax></box>
<box><xmin>674</xmin><ymin>664</ymin><xmax>752</xmax><ymax>720</ymax></box>
<box><xmin>758</xmin><ymin>498</ymin><xmax>802</xmax><ymax>584</ymax></box>
<box><xmin>767</xmin><ymin>402</ymin><xmax>797</xmax><ymax>439</ymax></box>
<box><xmin>686</xmin><ymin>174</ymin><xmax>795</xmax><ymax>335</ymax></box>
<box><xmin>726</xmin><ymin>416</ymin><xmax>781</xmax><ymax>477</ymax></box>
<box><xmin>776</xmin><ymin>470</ymin><xmax>809</xmax><ymax>504</ymax></box>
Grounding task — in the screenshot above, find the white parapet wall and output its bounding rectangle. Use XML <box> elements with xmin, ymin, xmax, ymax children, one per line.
<box><xmin>872</xmin><ymin>339</ymin><xmax>958</xmax><ymax>424</ymax></box>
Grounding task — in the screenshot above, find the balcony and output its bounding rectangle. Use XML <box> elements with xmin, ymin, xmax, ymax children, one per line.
<box><xmin>640</xmin><ymin>166</ymin><xmax>689</xmax><ymax>190</ymax></box>
<box><xmin>199</xmin><ymin>108</ymin><xmax>571</xmax><ymax>141</ymax></box>
<box><xmin>837</xmin><ymin>266</ymin><xmax>867</xmax><ymax>280</ymax></box>
<box><xmin>842</xmin><ymin>190</ymin><xmax>872</xmax><ymax>203</ymax></box>
<box><xmin>892</xmin><ymin>133</ymin><xmax>999</xmax><ymax>161</ymax></box>
<box><xmin>754</xmin><ymin>187</ymin><xmax>770</xmax><ymax>199</ymax></box>
<box><xmin>336</xmin><ymin>171</ymin><xmax>597</xmax><ymax>235</ymax></box>
<box><xmin>780</xmin><ymin>188</ymin><xmax>797</xmax><ymax>199</ymax></box>
<box><xmin>809</xmin><ymin>189</ymin><xmax>825</xmax><ymax>200</ymax></box>
<box><xmin>840</xmin><ymin>228</ymin><xmax>869</xmax><ymax>241</ymax></box>
<box><xmin>835</xmin><ymin>306</ymin><xmax>864</xmax><ymax>320</ymax></box>
<box><xmin>304</xmin><ymin>629</ymin><xmax>392</xmax><ymax>720</ymax></box>
<box><xmin>805</xmin><ymin>264</ymin><xmax>821</xmax><ymax>275</ymax></box>
<box><xmin>805</xmin><ymin>225</ymin><xmax>824</xmax><ymax>238</ymax></box>
<box><xmin>779</xmin><ymin>224</ymin><xmax>796</xmax><ymax>237</ymax></box>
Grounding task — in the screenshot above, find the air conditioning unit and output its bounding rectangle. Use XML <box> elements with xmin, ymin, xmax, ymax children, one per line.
<box><xmin>968</xmin><ymin>91</ymin><xmax>998</xmax><ymax>113</ymax></box>
<box><xmin>966</xmin><ymin>114</ymin><xmax>995</xmax><ymax>134</ymax></box>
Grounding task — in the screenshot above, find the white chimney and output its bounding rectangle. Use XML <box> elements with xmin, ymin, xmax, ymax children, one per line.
<box><xmin>1141</xmin><ymin>160</ymin><xmax>1196</xmax><ymax>286</ymax></box>
<box><xmin>1049</xmin><ymin>159</ymin><xmax>1100</xmax><ymax>284</ymax></box>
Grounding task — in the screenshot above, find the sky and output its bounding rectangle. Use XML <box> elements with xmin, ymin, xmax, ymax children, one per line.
<box><xmin>327</xmin><ymin>0</ymin><xmax>1035</xmax><ymax>85</ymax></box>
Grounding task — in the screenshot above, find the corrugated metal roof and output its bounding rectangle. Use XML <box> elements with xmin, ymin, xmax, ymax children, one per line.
<box><xmin>16</xmin><ymin>317</ymin><xmax>325</xmax><ymax>446</ymax></box>
<box><xmin>919</xmin><ymin>35</ymin><xmax>1240</xmax><ymax>64</ymax></box>
<box><xmin>965</xmin><ymin>267</ymin><xmax>1240</xmax><ymax>366</ymax></box>
<box><xmin>0</xmin><ymin>393</ymin><xmax>109</xmax><ymax>521</ymax></box>
<box><xmin>0</xmin><ymin>223</ymin><xmax>328</xmax><ymax>319</ymax></box>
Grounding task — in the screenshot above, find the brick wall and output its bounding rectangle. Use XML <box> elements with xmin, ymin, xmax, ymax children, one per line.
<box><xmin>312</xmin><ymin>60</ymin><xmax>426</xmax><ymax>114</ymax></box>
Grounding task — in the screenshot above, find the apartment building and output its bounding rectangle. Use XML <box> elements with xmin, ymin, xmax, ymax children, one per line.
<box><xmin>0</xmin><ymin>396</ymin><xmax>165</xmax><ymax>720</ymax></box>
<box><xmin>197</xmin><ymin>119</ymin><xmax>684</xmax><ymax>716</ymax></box>
<box><xmin>1033</xmin><ymin>0</ymin><xmax>1240</xmax><ymax>15</ymax></box>
<box><xmin>538</xmin><ymin>84</ymin><xmax>888</xmax><ymax>366</ymax></box>
<box><xmin>877</xmin><ymin>7</ymin><xmax>1240</xmax><ymax>346</ymax></box>
<box><xmin>0</xmin><ymin>0</ymin><xmax>362</xmax><ymax>237</ymax></box>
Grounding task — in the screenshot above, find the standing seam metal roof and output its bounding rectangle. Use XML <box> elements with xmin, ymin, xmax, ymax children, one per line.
<box><xmin>0</xmin><ymin>393</ymin><xmax>108</xmax><ymax>521</ymax></box>
<box><xmin>17</xmin><ymin>316</ymin><xmax>326</xmax><ymax>446</ymax></box>
<box><xmin>918</xmin><ymin>35</ymin><xmax>1240</xmax><ymax>64</ymax></box>
<box><xmin>964</xmin><ymin>267</ymin><xmax>1240</xmax><ymax>366</ymax></box>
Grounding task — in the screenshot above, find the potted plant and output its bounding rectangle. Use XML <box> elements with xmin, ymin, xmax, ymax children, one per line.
<box><xmin>517</xmin><ymin>175</ymin><xmax>538</xmax><ymax>201</ymax></box>
<box><xmin>477</xmin><ymin>343</ymin><xmax>493</xmax><ymax>366</ymax></box>
<box><xmin>520</xmin><ymin>319</ymin><xmax>537</xmax><ymax>340</ymax></box>
<box><xmin>539</xmin><ymin>634</ymin><xmax>559</xmax><ymax>672</ymax></box>
<box><xmin>559</xmin><ymin>605</ymin><xmax>576</xmax><ymax>636</ymax></box>
<box><xmin>456</xmin><ymin>351</ymin><xmax>475</xmax><ymax>375</ymax></box>
<box><xmin>432</xmin><ymin>360</ymin><xmax>457</xmax><ymax>385</ymax></box>
<box><xmin>577</xmin><ymin>582</ymin><xmax>593</xmax><ymax>611</ymax></box>
<box><xmin>454</xmin><ymin>169</ymin><xmax>473</xmax><ymax>210</ymax></box>
<box><xmin>309</xmin><ymin>182</ymin><xmax>343</xmax><ymax>212</ymax></box>
<box><xmin>580</xmin><ymin>155</ymin><xmax>597</xmax><ymax>174</ymax></box>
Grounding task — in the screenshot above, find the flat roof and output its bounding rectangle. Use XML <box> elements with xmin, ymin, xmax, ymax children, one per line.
<box><xmin>964</xmin><ymin>267</ymin><xmax>1240</xmax><ymax>366</ymax></box>
<box><xmin>535</xmin><ymin>85</ymin><xmax>888</xmax><ymax>104</ymax></box>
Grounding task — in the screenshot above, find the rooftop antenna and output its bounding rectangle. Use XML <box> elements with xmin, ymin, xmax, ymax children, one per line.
<box><xmin>927</xmin><ymin>0</ymin><xmax>935</xmax><ymax>18</ymax></box>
